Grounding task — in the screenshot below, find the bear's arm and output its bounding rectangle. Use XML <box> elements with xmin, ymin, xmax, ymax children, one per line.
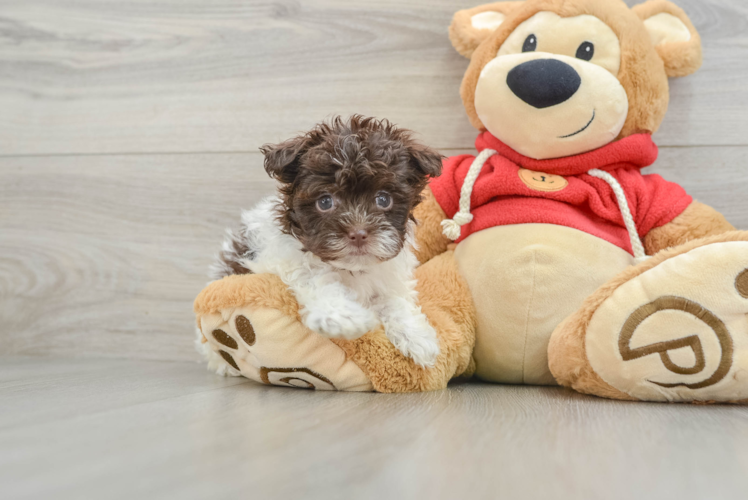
<box><xmin>643</xmin><ymin>201</ymin><xmax>735</xmax><ymax>255</ymax></box>
<box><xmin>413</xmin><ymin>186</ymin><xmax>452</xmax><ymax>264</ymax></box>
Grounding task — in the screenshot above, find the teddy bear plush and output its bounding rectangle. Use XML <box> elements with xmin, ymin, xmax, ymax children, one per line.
<box><xmin>195</xmin><ymin>0</ymin><xmax>748</xmax><ymax>403</ymax></box>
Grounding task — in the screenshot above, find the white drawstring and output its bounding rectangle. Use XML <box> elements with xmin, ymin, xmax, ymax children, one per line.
<box><xmin>441</xmin><ymin>149</ymin><xmax>497</xmax><ymax>241</ymax></box>
<box><xmin>587</xmin><ymin>169</ymin><xmax>649</xmax><ymax>263</ymax></box>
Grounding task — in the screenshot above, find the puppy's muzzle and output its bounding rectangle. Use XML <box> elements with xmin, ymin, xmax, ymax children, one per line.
<box><xmin>506</xmin><ymin>59</ymin><xmax>581</xmax><ymax>109</ymax></box>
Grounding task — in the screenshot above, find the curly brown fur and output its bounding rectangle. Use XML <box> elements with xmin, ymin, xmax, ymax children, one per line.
<box><xmin>211</xmin><ymin>115</ymin><xmax>443</xmax><ymax>279</ymax></box>
<box><xmin>259</xmin><ymin>115</ymin><xmax>443</xmax><ymax>263</ymax></box>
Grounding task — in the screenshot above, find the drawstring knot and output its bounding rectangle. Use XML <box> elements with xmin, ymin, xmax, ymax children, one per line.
<box><xmin>441</xmin><ymin>149</ymin><xmax>497</xmax><ymax>241</ymax></box>
<box><xmin>441</xmin><ymin>213</ymin><xmax>473</xmax><ymax>240</ymax></box>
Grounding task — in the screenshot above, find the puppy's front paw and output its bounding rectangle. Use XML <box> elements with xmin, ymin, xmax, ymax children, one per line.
<box><xmin>386</xmin><ymin>319</ymin><xmax>440</xmax><ymax>368</ymax></box>
<box><xmin>303</xmin><ymin>301</ymin><xmax>379</xmax><ymax>340</ymax></box>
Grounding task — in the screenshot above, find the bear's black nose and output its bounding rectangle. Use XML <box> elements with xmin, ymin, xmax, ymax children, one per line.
<box><xmin>506</xmin><ymin>59</ymin><xmax>581</xmax><ymax>109</ymax></box>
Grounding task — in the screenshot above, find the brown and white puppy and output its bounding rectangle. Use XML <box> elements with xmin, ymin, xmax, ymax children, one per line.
<box><xmin>211</xmin><ymin>116</ymin><xmax>443</xmax><ymax>366</ymax></box>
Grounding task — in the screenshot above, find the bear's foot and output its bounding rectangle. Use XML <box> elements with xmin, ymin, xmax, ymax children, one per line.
<box><xmin>193</xmin><ymin>251</ymin><xmax>477</xmax><ymax>393</ymax></box>
<box><xmin>194</xmin><ymin>274</ymin><xmax>374</xmax><ymax>392</ymax></box>
<box><xmin>549</xmin><ymin>232</ymin><xmax>748</xmax><ymax>403</ymax></box>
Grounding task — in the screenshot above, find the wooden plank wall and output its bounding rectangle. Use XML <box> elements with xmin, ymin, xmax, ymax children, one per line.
<box><xmin>1</xmin><ymin>0</ymin><xmax>747</xmax><ymax>361</ymax></box>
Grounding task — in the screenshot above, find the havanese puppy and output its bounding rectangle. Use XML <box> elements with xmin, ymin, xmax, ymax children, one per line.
<box><xmin>210</xmin><ymin>115</ymin><xmax>443</xmax><ymax>367</ymax></box>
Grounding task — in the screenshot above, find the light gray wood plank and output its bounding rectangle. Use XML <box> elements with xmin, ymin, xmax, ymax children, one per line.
<box><xmin>0</xmin><ymin>357</ymin><xmax>249</xmax><ymax>430</ymax></box>
<box><xmin>1</xmin><ymin>146</ymin><xmax>747</xmax><ymax>360</ymax></box>
<box><xmin>0</xmin><ymin>0</ymin><xmax>746</xmax><ymax>156</ymax></box>
<box><xmin>0</xmin><ymin>153</ymin><xmax>276</xmax><ymax>361</ymax></box>
<box><xmin>1</xmin><ymin>357</ymin><xmax>747</xmax><ymax>500</ymax></box>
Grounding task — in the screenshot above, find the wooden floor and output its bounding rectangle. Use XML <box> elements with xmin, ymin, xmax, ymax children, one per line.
<box><xmin>2</xmin><ymin>1</ymin><xmax>748</xmax><ymax>498</ymax></box>
<box><xmin>2</xmin><ymin>357</ymin><xmax>748</xmax><ymax>500</ymax></box>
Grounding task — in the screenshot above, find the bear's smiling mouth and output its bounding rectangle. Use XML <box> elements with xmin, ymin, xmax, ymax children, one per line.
<box><xmin>558</xmin><ymin>109</ymin><xmax>596</xmax><ymax>139</ymax></box>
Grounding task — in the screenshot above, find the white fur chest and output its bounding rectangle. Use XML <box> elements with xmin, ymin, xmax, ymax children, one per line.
<box><xmin>335</xmin><ymin>248</ymin><xmax>418</xmax><ymax>307</ymax></box>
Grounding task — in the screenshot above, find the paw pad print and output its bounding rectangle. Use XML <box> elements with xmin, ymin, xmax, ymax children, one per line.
<box><xmin>584</xmin><ymin>242</ymin><xmax>748</xmax><ymax>402</ymax></box>
<box><xmin>196</xmin><ymin>289</ymin><xmax>374</xmax><ymax>392</ymax></box>
<box><xmin>259</xmin><ymin>367</ymin><xmax>336</xmax><ymax>390</ymax></box>
<box><xmin>205</xmin><ymin>314</ymin><xmax>257</xmax><ymax>375</ymax></box>
<box><xmin>206</xmin><ymin>315</ymin><xmax>337</xmax><ymax>390</ymax></box>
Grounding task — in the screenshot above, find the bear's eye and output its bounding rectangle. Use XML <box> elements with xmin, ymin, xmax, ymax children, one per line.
<box><xmin>522</xmin><ymin>34</ymin><xmax>537</xmax><ymax>52</ymax></box>
<box><xmin>576</xmin><ymin>41</ymin><xmax>594</xmax><ymax>61</ymax></box>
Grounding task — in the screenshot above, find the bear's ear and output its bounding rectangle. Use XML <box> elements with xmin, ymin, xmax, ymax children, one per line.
<box><xmin>633</xmin><ymin>0</ymin><xmax>702</xmax><ymax>77</ymax></box>
<box><xmin>449</xmin><ymin>2</ymin><xmax>524</xmax><ymax>58</ymax></box>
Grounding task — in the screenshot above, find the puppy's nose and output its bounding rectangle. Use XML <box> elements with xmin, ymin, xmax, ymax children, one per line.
<box><xmin>348</xmin><ymin>229</ymin><xmax>368</xmax><ymax>247</ymax></box>
<box><xmin>506</xmin><ymin>59</ymin><xmax>581</xmax><ymax>109</ymax></box>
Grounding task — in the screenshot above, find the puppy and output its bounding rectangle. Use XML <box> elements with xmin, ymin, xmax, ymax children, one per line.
<box><xmin>210</xmin><ymin>116</ymin><xmax>443</xmax><ymax>367</ymax></box>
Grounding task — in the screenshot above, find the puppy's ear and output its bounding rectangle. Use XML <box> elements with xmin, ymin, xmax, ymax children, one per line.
<box><xmin>633</xmin><ymin>0</ymin><xmax>702</xmax><ymax>77</ymax></box>
<box><xmin>449</xmin><ymin>2</ymin><xmax>524</xmax><ymax>58</ymax></box>
<box><xmin>408</xmin><ymin>144</ymin><xmax>443</xmax><ymax>179</ymax></box>
<box><xmin>260</xmin><ymin>136</ymin><xmax>308</xmax><ymax>184</ymax></box>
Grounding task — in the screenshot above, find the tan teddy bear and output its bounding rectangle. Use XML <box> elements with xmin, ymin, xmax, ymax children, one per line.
<box><xmin>195</xmin><ymin>0</ymin><xmax>748</xmax><ymax>403</ymax></box>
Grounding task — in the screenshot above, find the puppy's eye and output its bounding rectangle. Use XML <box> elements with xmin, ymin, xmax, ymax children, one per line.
<box><xmin>316</xmin><ymin>195</ymin><xmax>334</xmax><ymax>212</ymax></box>
<box><xmin>522</xmin><ymin>34</ymin><xmax>537</xmax><ymax>52</ymax></box>
<box><xmin>375</xmin><ymin>192</ymin><xmax>392</xmax><ymax>209</ymax></box>
<box><xmin>576</xmin><ymin>41</ymin><xmax>594</xmax><ymax>61</ymax></box>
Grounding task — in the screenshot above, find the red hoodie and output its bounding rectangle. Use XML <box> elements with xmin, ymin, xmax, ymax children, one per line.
<box><xmin>429</xmin><ymin>132</ymin><xmax>692</xmax><ymax>255</ymax></box>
